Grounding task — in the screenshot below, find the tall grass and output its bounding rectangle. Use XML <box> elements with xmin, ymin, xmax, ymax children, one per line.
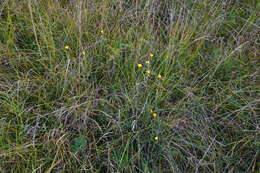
<box><xmin>0</xmin><ymin>0</ymin><xmax>259</xmax><ymax>172</ymax></box>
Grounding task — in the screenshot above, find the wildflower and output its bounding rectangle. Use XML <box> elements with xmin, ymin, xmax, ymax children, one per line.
<box><xmin>157</xmin><ymin>74</ymin><xmax>162</xmax><ymax>79</ymax></box>
<box><xmin>149</xmin><ymin>53</ymin><xmax>154</xmax><ymax>57</ymax></box>
<box><xmin>152</xmin><ymin>112</ymin><xmax>157</xmax><ymax>117</ymax></box>
<box><xmin>64</xmin><ymin>45</ymin><xmax>69</xmax><ymax>50</ymax></box>
<box><xmin>146</xmin><ymin>70</ymin><xmax>151</xmax><ymax>75</ymax></box>
<box><xmin>154</xmin><ymin>136</ymin><xmax>159</xmax><ymax>141</ymax></box>
<box><xmin>100</xmin><ymin>30</ymin><xmax>104</xmax><ymax>34</ymax></box>
<box><xmin>145</xmin><ymin>61</ymin><xmax>150</xmax><ymax>64</ymax></box>
<box><xmin>137</xmin><ymin>63</ymin><xmax>143</xmax><ymax>68</ymax></box>
<box><xmin>82</xmin><ymin>51</ymin><xmax>86</xmax><ymax>55</ymax></box>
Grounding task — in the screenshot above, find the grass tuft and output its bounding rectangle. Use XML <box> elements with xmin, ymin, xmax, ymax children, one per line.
<box><xmin>0</xmin><ymin>0</ymin><xmax>259</xmax><ymax>172</ymax></box>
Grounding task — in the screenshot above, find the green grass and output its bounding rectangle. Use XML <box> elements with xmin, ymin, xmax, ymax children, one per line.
<box><xmin>0</xmin><ymin>0</ymin><xmax>259</xmax><ymax>172</ymax></box>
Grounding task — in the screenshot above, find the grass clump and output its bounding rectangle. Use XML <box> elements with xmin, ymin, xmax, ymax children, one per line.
<box><xmin>0</xmin><ymin>0</ymin><xmax>259</xmax><ymax>172</ymax></box>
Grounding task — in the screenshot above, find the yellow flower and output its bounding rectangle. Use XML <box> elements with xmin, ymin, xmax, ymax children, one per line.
<box><xmin>157</xmin><ymin>74</ymin><xmax>162</xmax><ymax>79</ymax></box>
<box><xmin>146</xmin><ymin>70</ymin><xmax>151</xmax><ymax>75</ymax></box>
<box><xmin>145</xmin><ymin>61</ymin><xmax>150</xmax><ymax>64</ymax></box>
<box><xmin>82</xmin><ymin>51</ymin><xmax>86</xmax><ymax>55</ymax></box>
<box><xmin>154</xmin><ymin>136</ymin><xmax>159</xmax><ymax>141</ymax></box>
<box><xmin>100</xmin><ymin>30</ymin><xmax>104</xmax><ymax>34</ymax></box>
<box><xmin>149</xmin><ymin>53</ymin><xmax>154</xmax><ymax>57</ymax></box>
<box><xmin>152</xmin><ymin>112</ymin><xmax>157</xmax><ymax>117</ymax></box>
<box><xmin>137</xmin><ymin>63</ymin><xmax>143</xmax><ymax>68</ymax></box>
<box><xmin>64</xmin><ymin>45</ymin><xmax>69</xmax><ymax>50</ymax></box>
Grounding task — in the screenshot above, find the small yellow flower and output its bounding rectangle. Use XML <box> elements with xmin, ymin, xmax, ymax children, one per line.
<box><xmin>146</xmin><ymin>70</ymin><xmax>151</xmax><ymax>75</ymax></box>
<box><xmin>82</xmin><ymin>51</ymin><xmax>86</xmax><ymax>55</ymax></box>
<box><xmin>154</xmin><ymin>136</ymin><xmax>159</xmax><ymax>141</ymax></box>
<box><xmin>157</xmin><ymin>74</ymin><xmax>162</xmax><ymax>79</ymax></box>
<box><xmin>145</xmin><ymin>61</ymin><xmax>150</xmax><ymax>64</ymax></box>
<box><xmin>64</xmin><ymin>45</ymin><xmax>69</xmax><ymax>50</ymax></box>
<box><xmin>137</xmin><ymin>64</ymin><xmax>143</xmax><ymax>68</ymax></box>
<box><xmin>100</xmin><ymin>30</ymin><xmax>104</xmax><ymax>34</ymax></box>
<box><xmin>152</xmin><ymin>112</ymin><xmax>157</xmax><ymax>117</ymax></box>
<box><xmin>149</xmin><ymin>53</ymin><xmax>154</xmax><ymax>57</ymax></box>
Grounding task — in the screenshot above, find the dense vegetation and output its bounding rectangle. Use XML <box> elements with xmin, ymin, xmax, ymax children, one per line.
<box><xmin>0</xmin><ymin>0</ymin><xmax>259</xmax><ymax>172</ymax></box>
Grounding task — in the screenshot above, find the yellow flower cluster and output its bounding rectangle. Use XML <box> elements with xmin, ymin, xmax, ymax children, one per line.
<box><xmin>137</xmin><ymin>52</ymin><xmax>163</xmax><ymax>79</ymax></box>
<box><xmin>138</xmin><ymin>53</ymin><xmax>164</xmax><ymax>142</ymax></box>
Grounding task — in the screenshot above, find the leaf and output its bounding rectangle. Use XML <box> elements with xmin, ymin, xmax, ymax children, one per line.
<box><xmin>71</xmin><ymin>137</ymin><xmax>88</xmax><ymax>153</ymax></box>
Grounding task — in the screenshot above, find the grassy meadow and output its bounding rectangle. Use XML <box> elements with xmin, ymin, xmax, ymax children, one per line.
<box><xmin>0</xmin><ymin>0</ymin><xmax>259</xmax><ymax>172</ymax></box>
